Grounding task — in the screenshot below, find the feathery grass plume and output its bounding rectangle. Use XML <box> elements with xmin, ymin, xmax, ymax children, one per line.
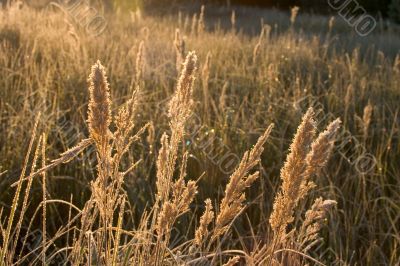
<box><xmin>269</xmin><ymin>108</ymin><xmax>316</xmax><ymax>238</ymax></box>
<box><xmin>230</xmin><ymin>10</ymin><xmax>236</xmax><ymax>31</ymax></box>
<box><xmin>270</xmin><ymin>110</ymin><xmax>341</xmax><ymax>242</ymax></box>
<box><xmin>202</xmin><ymin>52</ymin><xmax>211</xmax><ymax>121</ymax></box>
<box><xmin>174</xmin><ymin>28</ymin><xmax>185</xmax><ymax>74</ymax></box>
<box><xmin>156</xmin><ymin>52</ymin><xmax>197</xmax><ymax>214</ymax></box>
<box><xmin>344</xmin><ymin>84</ymin><xmax>353</xmax><ymax>115</ymax></box>
<box><xmin>363</xmin><ymin>102</ymin><xmax>373</xmax><ymax>141</ymax></box>
<box><xmin>87</xmin><ymin>60</ymin><xmax>111</xmax><ymax>153</ymax></box>
<box><xmin>157</xmin><ymin>176</ymin><xmax>197</xmax><ymax>233</ymax></box>
<box><xmin>252</xmin><ymin>42</ymin><xmax>261</xmax><ymax>65</ymax></box>
<box><xmin>191</xmin><ymin>13</ymin><xmax>198</xmax><ymax>35</ymax></box>
<box><xmin>300</xmin><ymin>119</ymin><xmax>341</xmax><ymax>196</ymax></box>
<box><xmin>156</xmin><ymin>201</ymin><xmax>176</xmax><ymax>238</ymax></box>
<box><xmin>146</xmin><ymin>121</ymin><xmax>155</xmax><ymax>154</ymax></box>
<box><xmin>198</xmin><ymin>5</ymin><xmax>205</xmax><ymax>34</ymax></box>
<box><xmin>74</xmin><ymin>60</ymin><xmax>145</xmax><ymax>264</ymax></box>
<box><xmin>213</xmin><ymin>124</ymin><xmax>274</xmax><ymax>240</ymax></box>
<box><xmin>202</xmin><ymin>52</ymin><xmax>211</xmax><ymax>88</ymax></box>
<box><xmin>87</xmin><ymin>61</ymin><xmax>114</xmax><ymax>239</ymax></box>
<box><xmin>252</xmin><ymin>26</ymin><xmax>267</xmax><ymax>65</ymax></box>
<box><xmin>113</xmin><ymin>86</ymin><xmax>140</xmax><ymax>160</ymax></box>
<box><xmin>219</xmin><ymin>81</ymin><xmax>229</xmax><ymax>112</ymax></box>
<box><xmin>258</xmin><ymin>25</ymin><xmax>266</xmax><ymax>42</ymax></box>
<box><xmin>194</xmin><ymin>199</ymin><xmax>214</xmax><ymax>246</ymax></box>
<box><xmin>168</xmin><ymin>51</ymin><xmax>197</xmax><ymax>127</ymax></box>
<box><xmin>290</xmin><ymin>6</ymin><xmax>300</xmax><ymax>25</ymax></box>
<box><xmin>171</xmin><ymin>152</ymin><xmax>197</xmax><ymax>216</ymax></box>
<box><xmin>343</xmin><ymin>86</ymin><xmax>352</xmax><ymax>126</ymax></box>
<box><xmin>263</xmin><ymin>24</ymin><xmax>272</xmax><ymax>40</ymax></box>
<box><xmin>156</xmin><ymin>133</ymin><xmax>170</xmax><ymax>203</ymax></box>
<box><xmin>153</xmin><ymin>53</ymin><xmax>198</xmax><ymax>263</ymax></box>
<box><xmin>156</xmin><ymin>153</ymin><xmax>197</xmax><ymax>253</ymax></box>
<box><xmin>303</xmin><ymin>118</ymin><xmax>342</xmax><ymax>177</ymax></box>
<box><xmin>394</xmin><ymin>54</ymin><xmax>400</xmax><ymax>73</ymax></box>
<box><xmin>328</xmin><ymin>16</ymin><xmax>335</xmax><ymax>32</ymax></box>
<box><xmin>135</xmin><ymin>41</ymin><xmax>145</xmax><ymax>85</ymax></box>
<box><xmin>223</xmin><ymin>256</ymin><xmax>240</xmax><ymax>266</ymax></box>
<box><xmin>155</xmin><ymin>51</ymin><xmax>197</xmax><ymax>216</ymax></box>
<box><xmin>114</xmin><ymin>104</ymin><xmax>148</xmax><ymax>178</ymax></box>
<box><xmin>298</xmin><ymin>197</ymin><xmax>337</xmax><ymax>251</ymax></box>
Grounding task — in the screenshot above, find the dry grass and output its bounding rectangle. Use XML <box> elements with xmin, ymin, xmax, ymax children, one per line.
<box><xmin>0</xmin><ymin>2</ymin><xmax>399</xmax><ymax>265</ymax></box>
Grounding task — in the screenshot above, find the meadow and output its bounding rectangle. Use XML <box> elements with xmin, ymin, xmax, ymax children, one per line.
<box><xmin>0</xmin><ymin>2</ymin><xmax>399</xmax><ymax>265</ymax></box>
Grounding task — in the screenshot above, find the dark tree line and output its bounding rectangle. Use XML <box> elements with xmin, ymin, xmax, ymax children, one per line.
<box><xmin>16</xmin><ymin>0</ymin><xmax>399</xmax><ymax>20</ymax></box>
<box><xmin>146</xmin><ymin>0</ymin><xmax>392</xmax><ymax>17</ymax></box>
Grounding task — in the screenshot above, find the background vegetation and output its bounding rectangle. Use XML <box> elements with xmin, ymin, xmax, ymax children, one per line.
<box><xmin>0</xmin><ymin>1</ymin><xmax>399</xmax><ymax>265</ymax></box>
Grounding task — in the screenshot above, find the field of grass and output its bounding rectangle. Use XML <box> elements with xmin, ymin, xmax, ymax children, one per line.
<box><xmin>0</xmin><ymin>2</ymin><xmax>399</xmax><ymax>265</ymax></box>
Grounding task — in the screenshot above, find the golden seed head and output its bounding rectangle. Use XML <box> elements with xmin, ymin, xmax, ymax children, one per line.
<box><xmin>87</xmin><ymin>60</ymin><xmax>111</xmax><ymax>145</ymax></box>
<box><xmin>168</xmin><ymin>51</ymin><xmax>198</xmax><ymax>123</ymax></box>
